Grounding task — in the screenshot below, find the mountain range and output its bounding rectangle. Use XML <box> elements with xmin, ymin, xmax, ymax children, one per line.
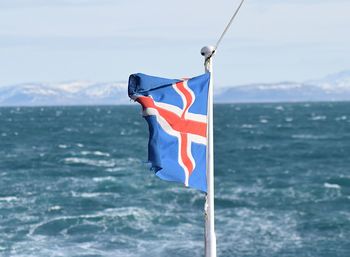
<box><xmin>216</xmin><ymin>70</ymin><xmax>350</xmax><ymax>103</ymax></box>
<box><xmin>0</xmin><ymin>81</ymin><xmax>128</xmax><ymax>106</ymax></box>
<box><xmin>0</xmin><ymin>71</ymin><xmax>350</xmax><ymax>106</ymax></box>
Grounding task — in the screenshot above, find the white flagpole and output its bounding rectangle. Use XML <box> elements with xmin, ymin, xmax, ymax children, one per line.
<box><xmin>201</xmin><ymin>46</ymin><xmax>217</xmax><ymax>257</ymax></box>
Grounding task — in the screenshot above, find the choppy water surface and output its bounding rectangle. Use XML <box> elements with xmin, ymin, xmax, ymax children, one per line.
<box><xmin>0</xmin><ymin>103</ymin><xmax>350</xmax><ymax>257</ymax></box>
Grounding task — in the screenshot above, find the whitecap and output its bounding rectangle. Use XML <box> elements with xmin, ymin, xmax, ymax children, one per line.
<box><xmin>241</xmin><ymin>124</ymin><xmax>254</xmax><ymax>128</ymax></box>
<box><xmin>93</xmin><ymin>176</ymin><xmax>117</xmax><ymax>182</ymax></box>
<box><xmin>64</xmin><ymin>157</ymin><xmax>116</xmax><ymax>168</ymax></box>
<box><xmin>1</xmin><ymin>133</ymin><xmax>7</xmax><ymax>137</ymax></box>
<box><xmin>80</xmin><ymin>151</ymin><xmax>110</xmax><ymax>157</ymax></box>
<box><xmin>310</xmin><ymin>115</ymin><xmax>326</xmax><ymax>121</ymax></box>
<box><xmin>260</xmin><ymin>119</ymin><xmax>268</xmax><ymax>124</ymax></box>
<box><xmin>0</xmin><ymin>196</ymin><xmax>18</xmax><ymax>202</ymax></box>
<box><xmin>324</xmin><ymin>183</ymin><xmax>341</xmax><ymax>189</ymax></box>
<box><xmin>247</xmin><ymin>144</ymin><xmax>271</xmax><ymax>150</ymax></box>
<box><xmin>29</xmin><ymin>206</ymin><xmax>152</xmax><ymax>235</ymax></box>
<box><xmin>76</xmin><ymin>143</ymin><xmax>84</xmax><ymax>148</ymax></box>
<box><xmin>48</xmin><ymin>206</ymin><xmax>62</xmax><ymax>211</ymax></box>
<box><xmin>285</xmin><ymin>117</ymin><xmax>293</xmax><ymax>122</ymax></box>
<box><xmin>106</xmin><ymin>167</ymin><xmax>124</xmax><ymax>172</ymax></box>
<box><xmin>74</xmin><ymin>192</ymin><xmax>117</xmax><ymax>198</ymax></box>
<box><xmin>335</xmin><ymin>116</ymin><xmax>347</xmax><ymax>121</ymax></box>
<box><xmin>58</xmin><ymin>144</ymin><xmax>68</xmax><ymax>149</ymax></box>
<box><xmin>292</xmin><ymin>134</ymin><xmax>324</xmax><ymax>140</ymax></box>
<box><xmin>93</xmin><ymin>151</ymin><xmax>110</xmax><ymax>157</ymax></box>
<box><xmin>216</xmin><ymin>208</ymin><xmax>301</xmax><ymax>252</ymax></box>
<box><xmin>275</xmin><ymin>106</ymin><xmax>284</xmax><ymax>111</ymax></box>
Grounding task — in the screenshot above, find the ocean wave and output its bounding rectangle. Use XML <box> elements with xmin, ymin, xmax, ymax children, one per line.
<box><xmin>64</xmin><ymin>127</ymin><xmax>79</xmax><ymax>132</ymax></box>
<box><xmin>0</xmin><ymin>196</ymin><xmax>18</xmax><ymax>202</ymax></box>
<box><xmin>310</xmin><ymin>115</ymin><xmax>327</xmax><ymax>121</ymax></box>
<box><xmin>29</xmin><ymin>207</ymin><xmax>152</xmax><ymax>236</ymax></box>
<box><xmin>246</xmin><ymin>144</ymin><xmax>271</xmax><ymax>151</ymax></box>
<box><xmin>241</xmin><ymin>124</ymin><xmax>255</xmax><ymax>128</ymax></box>
<box><xmin>324</xmin><ymin>183</ymin><xmax>341</xmax><ymax>189</ymax></box>
<box><xmin>5</xmin><ymin>239</ymin><xmax>119</xmax><ymax>257</ymax></box>
<box><xmin>63</xmin><ymin>156</ymin><xmax>141</xmax><ymax>170</ymax></box>
<box><xmin>3</xmin><ymin>104</ymin><xmax>350</xmax><ymax>257</ymax></box>
<box><xmin>64</xmin><ymin>157</ymin><xmax>116</xmax><ymax>168</ymax></box>
<box><xmin>335</xmin><ymin>115</ymin><xmax>347</xmax><ymax>121</ymax></box>
<box><xmin>216</xmin><ymin>208</ymin><xmax>301</xmax><ymax>253</ymax></box>
<box><xmin>4</xmin><ymin>153</ymin><xmax>17</xmax><ymax>159</ymax></box>
<box><xmin>71</xmin><ymin>191</ymin><xmax>118</xmax><ymax>198</ymax></box>
<box><xmin>291</xmin><ymin>134</ymin><xmax>327</xmax><ymax>140</ymax></box>
<box><xmin>48</xmin><ymin>205</ymin><xmax>62</xmax><ymax>212</ymax></box>
<box><xmin>93</xmin><ymin>176</ymin><xmax>117</xmax><ymax>182</ymax></box>
<box><xmin>81</xmin><ymin>150</ymin><xmax>110</xmax><ymax>157</ymax></box>
<box><xmin>105</xmin><ymin>167</ymin><xmax>124</xmax><ymax>172</ymax></box>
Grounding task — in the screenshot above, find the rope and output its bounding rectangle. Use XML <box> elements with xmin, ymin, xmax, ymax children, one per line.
<box><xmin>205</xmin><ymin>0</ymin><xmax>246</xmax><ymax>64</ymax></box>
<box><xmin>215</xmin><ymin>0</ymin><xmax>247</xmax><ymax>50</ymax></box>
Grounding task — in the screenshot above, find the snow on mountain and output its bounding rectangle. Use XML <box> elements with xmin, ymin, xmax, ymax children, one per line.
<box><xmin>215</xmin><ymin>70</ymin><xmax>350</xmax><ymax>103</ymax></box>
<box><xmin>0</xmin><ymin>81</ymin><xmax>128</xmax><ymax>106</ymax></box>
<box><xmin>54</xmin><ymin>81</ymin><xmax>94</xmax><ymax>94</ymax></box>
<box><xmin>307</xmin><ymin>70</ymin><xmax>350</xmax><ymax>93</ymax></box>
<box><xmin>1</xmin><ymin>70</ymin><xmax>350</xmax><ymax>106</ymax></box>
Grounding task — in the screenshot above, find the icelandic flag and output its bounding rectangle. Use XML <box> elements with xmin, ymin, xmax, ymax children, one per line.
<box><xmin>128</xmin><ymin>73</ymin><xmax>210</xmax><ymax>192</ymax></box>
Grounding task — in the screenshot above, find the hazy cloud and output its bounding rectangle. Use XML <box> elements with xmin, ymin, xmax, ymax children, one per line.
<box><xmin>0</xmin><ymin>0</ymin><xmax>349</xmax><ymax>86</ymax></box>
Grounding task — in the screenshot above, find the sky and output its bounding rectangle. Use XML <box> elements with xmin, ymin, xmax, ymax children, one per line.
<box><xmin>0</xmin><ymin>0</ymin><xmax>349</xmax><ymax>88</ymax></box>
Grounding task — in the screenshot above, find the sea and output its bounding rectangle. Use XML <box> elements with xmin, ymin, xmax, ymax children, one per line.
<box><xmin>0</xmin><ymin>102</ymin><xmax>350</xmax><ymax>257</ymax></box>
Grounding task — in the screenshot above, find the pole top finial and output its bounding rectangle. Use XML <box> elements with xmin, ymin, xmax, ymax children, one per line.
<box><xmin>200</xmin><ymin>46</ymin><xmax>215</xmax><ymax>58</ymax></box>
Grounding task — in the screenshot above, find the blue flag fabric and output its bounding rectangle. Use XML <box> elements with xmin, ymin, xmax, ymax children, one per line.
<box><xmin>128</xmin><ymin>73</ymin><xmax>210</xmax><ymax>192</ymax></box>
